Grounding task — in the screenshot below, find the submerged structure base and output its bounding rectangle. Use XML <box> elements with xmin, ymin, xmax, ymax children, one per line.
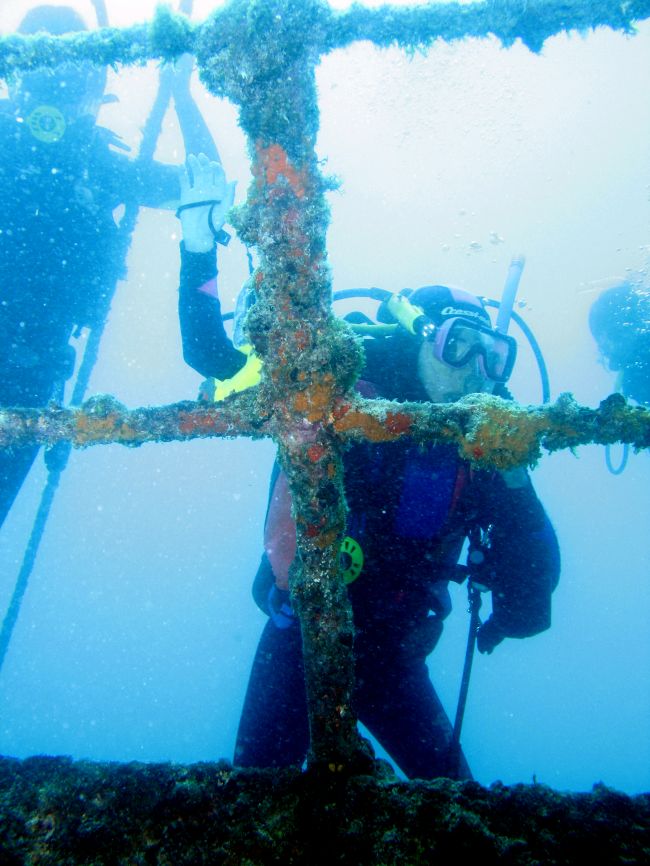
<box><xmin>0</xmin><ymin>755</ymin><xmax>648</xmax><ymax>864</ymax></box>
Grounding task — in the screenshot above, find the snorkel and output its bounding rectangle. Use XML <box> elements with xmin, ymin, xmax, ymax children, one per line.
<box><xmin>482</xmin><ymin>256</ymin><xmax>551</xmax><ymax>403</ymax></box>
<box><xmin>496</xmin><ymin>254</ymin><xmax>525</xmax><ymax>335</ymax></box>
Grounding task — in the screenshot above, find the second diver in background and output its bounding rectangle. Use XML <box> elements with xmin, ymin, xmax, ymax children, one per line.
<box><xmin>589</xmin><ymin>278</ymin><xmax>650</xmax><ymax>406</ymax></box>
<box><xmin>0</xmin><ymin>4</ymin><xmax>220</xmax><ymax>530</ymax></box>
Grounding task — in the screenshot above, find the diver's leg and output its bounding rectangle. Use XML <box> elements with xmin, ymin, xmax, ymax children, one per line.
<box><xmin>0</xmin><ymin>444</ymin><xmax>40</xmax><ymax>532</ymax></box>
<box><xmin>355</xmin><ymin>647</ymin><xmax>472</xmax><ymax>781</ymax></box>
<box><xmin>0</xmin><ymin>371</ymin><xmax>56</xmax><ymax>532</ymax></box>
<box><xmin>234</xmin><ymin>618</ymin><xmax>309</xmax><ymax>769</ymax></box>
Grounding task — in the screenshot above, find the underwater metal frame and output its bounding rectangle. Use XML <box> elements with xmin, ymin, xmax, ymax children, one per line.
<box><xmin>1</xmin><ymin>0</ymin><xmax>650</xmax><ymax>772</ymax></box>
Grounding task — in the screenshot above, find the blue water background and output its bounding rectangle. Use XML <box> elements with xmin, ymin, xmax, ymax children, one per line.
<box><xmin>0</xmin><ymin>1</ymin><xmax>648</xmax><ymax>795</ymax></box>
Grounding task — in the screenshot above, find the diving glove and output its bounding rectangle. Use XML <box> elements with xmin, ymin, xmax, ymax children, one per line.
<box><xmin>177</xmin><ymin>153</ymin><xmax>236</xmax><ymax>253</ymax></box>
<box><xmin>477</xmin><ymin>617</ymin><xmax>505</xmax><ymax>655</ymax></box>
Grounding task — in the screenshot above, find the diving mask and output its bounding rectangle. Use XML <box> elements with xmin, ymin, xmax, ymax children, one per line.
<box><xmin>431</xmin><ymin>318</ymin><xmax>517</xmax><ymax>383</ymax></box>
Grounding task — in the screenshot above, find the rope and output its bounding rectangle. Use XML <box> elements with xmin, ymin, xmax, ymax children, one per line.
<box><xmin>448</xmin><ymin>582</ymin><xmax>482</xmax><ymax>778</ymax></box>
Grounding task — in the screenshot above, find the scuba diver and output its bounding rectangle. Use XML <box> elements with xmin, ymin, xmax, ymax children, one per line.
<box><xmin>0</xmin><ymin>4</ymin><xmax>219</xmax><ymax>531</ymax></box>
<box><xmin>176</xmin><ymin>154</ymin><xmax>561</xmax><ymax>780</ymax></box>
<box><xmin>589</xmin><ymin>278</ymin><xmax>650</xmax><ymax>406</ymax></box>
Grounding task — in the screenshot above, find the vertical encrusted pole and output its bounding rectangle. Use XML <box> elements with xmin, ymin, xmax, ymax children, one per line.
<box><xmin>197</xmin><ymin>0</ymin><xmax>371</xmax><ymax>771</ymax></box>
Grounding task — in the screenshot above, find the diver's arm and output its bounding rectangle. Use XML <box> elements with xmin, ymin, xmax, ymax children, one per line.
<box><xmin>177</xmin><ymin>153</ymin><xmax>243</xmax><ymax>379</ymax></box>
<box><xmin>178</xmin><ymin>244</ymin><xmax>245</xmax><ymax>379</ymax></box>
<box><xmin>476</xmin><ymin>470</ymin><xmax>561</xmax><ymax>652</ymax></box>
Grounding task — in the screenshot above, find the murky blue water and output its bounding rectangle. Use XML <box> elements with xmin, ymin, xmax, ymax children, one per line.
<box><xmin>0</xmin><ymin>1</ymin><xmax>648</xmax><ymax>795</ymax></box>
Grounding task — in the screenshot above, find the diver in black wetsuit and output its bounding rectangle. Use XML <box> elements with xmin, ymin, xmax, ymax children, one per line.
<box><xmin>176</xmin><ymin>154</ymin><xmax>561</xmax><ymax>781</ymax></box>
<box><xmin>589</xmin><ymin>279</ymin><xmax>650</xmax><ymax>406</ymax></box>
<box><xmin>0</xmin><ymin>5</ymin><xmax>219</xmax><ymax>530</ymax></box>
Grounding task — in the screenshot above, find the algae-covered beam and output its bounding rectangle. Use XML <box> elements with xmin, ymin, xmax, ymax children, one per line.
<box><xmin>323</xmin><ymin>0</ymin><xmax>650</xmax><ymax>53</ymax></box>
<box><xmin>332</xmin><ymin>392</ymin><xmax>650</xmax><ymax>469</ymax></box>
<box><xmin>196</xmin><ymin>0</ymin><xmax>373</xmax><ymax>773</ymax></box>
<box><xmin>2</xmin><ymin>392</ymin><xmax>648</xmax><ymax>467</ymax></box>
<box><xmin>1</xmin><ymin>0</ymin><xmax>649</xmax><ymax>80</ymax></box>
<box><xmin>0</xmin><ymin>392</ymin><xmax>271</xmax><ymax>450</ymax></box>
<box><xmin>0</xmin><ymin>7</ymin><xmax>194</xmax><ymax>79</ymax></box>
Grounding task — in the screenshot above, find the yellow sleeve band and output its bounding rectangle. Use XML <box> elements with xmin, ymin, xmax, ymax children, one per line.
<box><xmin>198</xmin><ymin>345</ymin><xmax>263</xmax><ymax>403</ymax></box>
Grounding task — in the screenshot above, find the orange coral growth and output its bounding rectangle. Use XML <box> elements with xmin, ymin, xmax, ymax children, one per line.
<box><xmin>277</xmin><ymin>344</ymin><xmax>288</xmax><ymax>366</ymax></box>
<box><xmin>385</xmin><ymin>412</ymin><xmax>413</xmax><ymax>436</ymax></box>
<box><xmin>331</xmin><ymin>402</ymin><xmax>352</xmax><ymax>422</ymax></box>
<box><xmin>332</xmin><ymin>406</ymin><xmax>409</xmax><ymax>443</ymax></box>
<box><xmin>287</xmin><ymin>242</ymin><xmax>309</xmax><ymax>262</ymax></box>
<box><xmin>294</xmin><ymin>376</ymin><xmax>335</xmax><ymax>422</ymax></box>
<box><xmin>455</xmin><ymin>396</ymin><xmax>549</xmax><ymax>468</ymax></box>
<box><xmin>294</xmin><ymin>329</ymin><xmax>310</xmax><ymax>350</ymax></box>
<box><xmin>301</xmin><ymin>522</ymin><xmax>339</xmax><ymax>550</ymax></box>
<box><xmin>73</xmin><ymin>412</ymin><xmax>137</xmax><ymax>445</ymax></box>
<box><xmin>307</xmin><ymin>443</ymin><xmax>326</xmax><ymax>463</ymax></box>
<box><xmin>312</xmin><ymin>528</ymin><xmax>339</xmax><ymax>551</ymax></box>
<box><xmin>177</xmin><ymin>410</ymin><xmax>245</xmax><ymax>438</ymax></box>
<box><xmin>177</xmin><ymin>412</ymin><xmax>222</xmax><ymax>436</ymax></box>
<box><xmin>256</xmin><ymin>142</ymin><xmax>306</xmax><ymax>198</ymax></box>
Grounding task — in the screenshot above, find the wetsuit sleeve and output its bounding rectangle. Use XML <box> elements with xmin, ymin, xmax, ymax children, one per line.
<box><xmin>178</xmin><ymin>242</ymin><xmax>247</xmax><ymax>380</ymax></box>
<box><xmin>477</xmin><ymin>470</ymin><xmax>560</xmax><ymax>641</ymax></box>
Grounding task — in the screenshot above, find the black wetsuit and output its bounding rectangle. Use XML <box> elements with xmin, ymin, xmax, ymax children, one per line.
<box><xmin>0</xmin><ymin>103</ymin><xmax>180</xmax><ymax>529</ymax></box>
<box><xmin>178</xmin><ymin>244</ymin><xmax>561</xmax><ymax>780</ymax></box>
